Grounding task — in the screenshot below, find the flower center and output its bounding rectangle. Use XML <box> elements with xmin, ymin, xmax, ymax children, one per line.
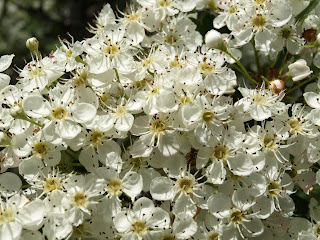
<box><xmin>150</xmin><ymin>119</ymin><xmax>167</xmax><ymax>134</ymax></box>
<box><xmin>229</xmin><ymin>5</ymin><xmax>237</xmax><ymax>14</ymax></box>
<box><xmin>132</xmin><ymin>221</ymin><xmax>147</xmax><ymax>236</ymax></box>
<box><xmin>74</xmin><ymin>70</ymin><xmax>88</xmax><ymax>87</ymax></box>
<box><xmin>170</xmin><ymin>58</ymin><xmax>183</xmax><ymax>68</ymax></box>
<box><xmin>230</xmin><ymin>210</ymin><xmax>244</xmax><ymax>224</ymax></box>
<box><xmin>0</xmin><ymin>208</ymin><xmax>15</xmax><ymax>225</ymax></box>
<box><xmin>142</xmin><ymin>58</ymin><xmax>152</xmax><ymax>67</ymax></box>
<box><xmin>28</xmin><ymin>64</ymin><xmax>43</xmax><ymax>77</ymax></box>
<box><xmin>107</xmin><ymin>179</ymin><xmax>123</xmax><ymax>196</ymax></box>
<box><xmin>165</xmin><ymin>32</ymin><xmax>179</xmax><ymax>45</ymax></box>
<box><xmin>208</xmin><ymin>232</ymin><xmax>219</xmax><ymax>240</ymax></box>
<box><xmin>280</xmin><ymin>28</ymin><xmax>292</xmax><ymax>39</ymax></box>
<box><xmin>158</xmin><ymin>0</ymin><xmax>172</xmax><ymax>7</ymax></box>
<box><xmin>62</xmin><ymin>48</ymin><xmax>73</xmax><ymax>58</ymax></box>
<box><xmin>43</xmin><ymin>177</ymin><xmax>61</xmax><ymax>193</ymax></box>
<box><xmin>288</xmin><ymin>119</ymin><xmax>303</xmax><ymax>134</ymax></box>
<box><xmin>52</xmin><ymin>106</ymin><xmax>68</xmax><ymax>121</ymax></box>
<box><xmin>129</xmin><ymin>157</ymin><xmax>146</xmax><ymax>169</ymax></box>
<box><xmin>72</xmin><ymin>223</ymin><xmax>88</xmax><ymax>238</ymax></box>
<box><xmin>252</xmin><ymin>14</ymin><xmax>266</xmax><ymax>30</ymax></box>
<box><xmin>267</xmin><ymin>181</ymin><xmax>281</xmax><ymax>196</ymax></box>
<box><xmin>89</xmin><ymin>130</ymin><xmax>104</xmax><ymax>147</ymax></box>
<box><xmin>213</xmin><ymin>145</ymin><xmax>229</xmax><ymax>161</ymax></box>
<box><xmin>115</xmin><ymin>105</ymin><xmax>128</xmax><ymax>117</ymax></box>
<box><xmin>128</xmin><ymin>12</ymin><xmax>140</xmax><ymax>21</ymax></box>
<box><xmin>253</xmin><ymin>94</ymin><xmax>268</xmax><ymax>105</ymax></box>
<box><xmin>73</xmin><ymin>192</ymin><xmax>88</xmax><ymax>207</ymax></box>
<box><xmin>254</xmin><ymin>0</ymin><xmax>266</xmax><ymax>4</ymax></box>
<box><xmin>202</xmin><ymin>111</ymin><xmax>214</xmax><ymax>122</ymax></box>
<box><xmin>33</xmin><ymin>142</ymin><xmax>49</xmax><ymax>158</ymax></box>
<box><xmin>162</xmin><ymin>235</ymin><xmax>176</xmax><ymax>240</ymax></box>
<box><xmin>104</xmin><ymin>44</ymin><xmax>119</xmax><ymax>57</ymax></box>
<box><xmin>177</xmin><ymin>177</ymin><xmax>194</xmax><ymax>194</ymax></box>
<box><xmin>199</xmin><ymin>62</ymin><xmax>215</xmax><ymax>78</ymax></box>
<box><xmin>263</xmin><ymin>136</ymin><xmax>277</xmax><ymax>150</ymax></box>
<box><xmin>180</xmin><ymin>95</ymin><xmax>192</xmax><ymax>105</ymax></box>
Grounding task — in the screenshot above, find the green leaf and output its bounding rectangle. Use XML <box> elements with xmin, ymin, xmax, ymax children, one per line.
<box><xmin>296</xmin><ymin>0</ymin><xmax>320</xmax><ymax>22</ymax></box>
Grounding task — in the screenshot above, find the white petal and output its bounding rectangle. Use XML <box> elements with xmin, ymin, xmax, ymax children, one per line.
<box><xmin>207</xmin><ymin>193</ymin><xmax>231</xmax><ymax>218</ymax></box>
<box><xmin>304</xmin><ymin>92</ymin><xmax>320</xmax><ymax>108</ymax></box>
<box><xmin>88</xmin><ymin>55</ymin><xmax>109</xmax><ymax>74</ymax></box>
<box><xmin>23</xmin><ymin>95</ymin><xmax>50</xmax><ymax>118</ymax></box>
<box><xmin>241</xmin><ymin>217</ymin><xmax>264</xmax><ymax>237</ymax></box>
<box><xmin>122</xmin><ymin>171</ymin><xmax>143</xmax><ymax>201</ymax></box>
<box><xmin>158</xmin><ymin>131</ymin><xmax>181</xmax><ymax>157</ymax></box>
<box><xmin>0</xmin><ymin>172</ymin><xmax>22</xmax><ymax>196</ymax></box>
<box><xmin>0</xmin><ymin>54</ymin><xmax>14</xmax><ymax>72</ymax></box>
<box><xmin>172</xmin><ymin>194</ymin><xmax>197</xmax><ymax>217</ymax></box>
<box><xmin>113</xmin><ymin>211</ymin><xmax>132</xmax><ymax>233</ymax></box>
<box><xmin>0</xmin><ymin>73</ymin><xmax>10</xmax><ymax>90</ymax></box>
<box><xmin>0</xmin><ymin>222</ymin><xmax>22</xmax><ymax>240</ymax></box>
<box><xmin>115</xmin><ymin>113</ymin><xmax>134</xmax><ymax>132</ymax></box>
<box><xmin>173</xmin><ymin>215</ymin><xmax>197</xmax><ymax>239</ymax></box>
<box><xmin>71</xmin><ymin>103</ymin><xmax>96</xmax><ymax>123</ymax></box>
<box><xmin>133</xmin><ymin>197</ymin><xmax>155</xmax><ymax>219</ymax></box>
<box><xmin>206</xmin><ymin>161</ymin><xmax>226</xmax><ymax>184</ymax></box>
<box><xmin>227</xmin><ymin>153</ymin><xmax>253</xmax><ymax>176</ymax></box>
<box><xmin>57</xmin><ymin>121</ymin><xmax>81</xmax><ymax>139</ymax></box>
<box><xmin>150</xmin><ymin>177</ymin><xmax>177</xmax><ymax>201</ymax></box>
<box><xmin>130</xmin><ymin>133</ymin><xmax>154</xmax><ymax>158</ymax></box>
<box><xmin>79</xmin><ymin>147</ymin><xmax>99</xmax><ymax>172</ymax></box>
<box><xmin>17</xmin><ymin>199</ymin><xmax>45</xmax><ymax>230</ymax></box>
<box><xmin>148</xmin><ymin>208</ymin><xmax>170</xmax><ymax>229</ymax></box>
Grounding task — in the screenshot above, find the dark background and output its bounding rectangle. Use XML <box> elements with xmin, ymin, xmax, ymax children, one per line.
<box><xmin>0</xmin><ymin>0</ymin><xmax>127</xmax><ymax>72</ymax></box>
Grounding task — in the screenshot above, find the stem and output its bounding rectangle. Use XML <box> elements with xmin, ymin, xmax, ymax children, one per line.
<box><xmin>232</xmin><ymin>64</ymin><xmax>246</xmax><ymax>76</ymax></box>
<box><xmin>75</xmin><ymin>56</ymin><xmax>88</xmax><ymax>65</ymax></box>
<box><xmin>114</xmin><ymin>68</ymin><xmax>120</xmax><ymax>82</ymax></box>
<box><xmin>65</xmin><ymin>148</ymin><xmax>79</xmax><ymax>160</ymax></box>
<box><xmin>286</xmin><ymin>73</ymin><xmax>320</xmax><ymax>95</ymax></box>
<box><xmin>16</xmin><ymin>113</ymin><xmax>44</xmax><ymax>127</ymax></box>
<box><xmin>270</xmin><ymin>51</ymin><xmax>281</xmax><ymax>68</ymax></box>
<box><xmin>226</xmin><ymin>51</ymin><xmax>258</xmax><ymax>86</ymax></box>
<box><xmin>252</xmin><ymin>40</ymin><xmax>262</xmax><ymax>75</ymax></box>
<box><xmin>21</xmin><ymin>184</ymin><xmax>31</xmax><ymax>189</ymax></box>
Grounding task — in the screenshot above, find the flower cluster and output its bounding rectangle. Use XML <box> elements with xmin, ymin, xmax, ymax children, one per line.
<box><xmin>2</xmin><ymin>0</ymin><xmax>320</xmax><ymax>239</ymax></box>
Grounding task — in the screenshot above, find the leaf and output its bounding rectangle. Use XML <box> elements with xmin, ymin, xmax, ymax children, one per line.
<box><xmin>296</xmin><ymin>0</ymin><xmax>320</xmax><ymax>22</ymax></box>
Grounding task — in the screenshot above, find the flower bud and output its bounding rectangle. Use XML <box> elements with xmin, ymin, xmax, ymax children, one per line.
<box><xmin>317</xmin><ymin>33</ymin><xmax>320</xmax><ymax>45</ymax></box>
<box><xmin>26</xmin><ymin>37</ymin><xmax>39</xmax><ymax>53</ymax></box>
<box><xmin>205</xmin><ymin>29</ymin><xmax>225</xmax><ymax>50</ymax></box>
<box><xmin>288</xmin><ymin>59</ymin><xmax>312</xmax><ymax>81</ymax></box>
<box><xmin>269</xmin><ymin>79</ymin><xmax>285</xmax><ymax>94</ymax></box>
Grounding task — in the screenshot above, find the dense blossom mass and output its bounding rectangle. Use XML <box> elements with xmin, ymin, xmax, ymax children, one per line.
<box><xmin>1</xmin><ymin>0</ymin><xmax>320</xmax><ymax>239</ymax></box>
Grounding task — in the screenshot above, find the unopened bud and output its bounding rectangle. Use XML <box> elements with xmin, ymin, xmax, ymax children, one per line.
<box><xmin>288</xmin><ymin>59</ymin><xmax>312</xmax><ymax>81</ymax></box>
<box><xmin>317</xmin><ymin>33</ymin><xmax>320</xmax><ymax>45</ymax></box>
<box><xmin>205</xmin><ymin>30</ymin><xmax>226</xmax><ymax>51</ymax></box>
<box><xmin>269</xmin><ymin>79</ymin><xmax>285</xmax><ymax>94</ymax></box>
<box><xmin>26</xmin><ymin>37</ymin><xmax>39</xmax><ymax>53</ymax></box>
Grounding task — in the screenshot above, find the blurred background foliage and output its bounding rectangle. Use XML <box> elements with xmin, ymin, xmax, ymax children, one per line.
<box><xmin>0</xmin><ymin>0</ymin><xmax>218</xmax><ymax>80</ymax></box>
<box><xmin>0</xmin><ymin>0</ymin><xmax>127</xmax><ymax>74</ymax></box>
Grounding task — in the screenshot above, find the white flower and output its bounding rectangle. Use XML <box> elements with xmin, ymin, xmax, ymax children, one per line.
<box><xmin>237</xmin><ymin>85</ymin><xmax>286</xmax><ymax>121</ymax></box>
<box><xmin>130</xmin><ymin>114</ymin><xmax>183</xmax><ymax>157</ymax></box>
<box><xmin>208</xmin><ymin>189</ymin><xmax>264</xmax><ymax>238</ymax></box>
<box><xmin>61</xmin><ymin>174</ymin><xmax>105</xmax><ymax>226</ymax></box>
<box><xmin>0</xmin><ymin>194</ymin><xmax>45</xmax><ymax>240</ymax></box>
<box><xmin>205</xmin><ymin>29</ymin><xmax>224</xmax><ymax>49</ymax></box>
<box><xmin>0</xmin><ymin>54</ymin><xmax>14</xmax><ymax>90</ymax></box>
<box><xmin>288</xmin><ymin>59</ymin><xmax>313</xmax><ymax>81</ymax></box>
<box><xmin>113</xmin><ymin>197</ymin><xmax>170</xmax><ymax>239</ymax></box>
<box><xmin>22</xmin><ymin>83</ymin><xmax>96</xmax><ymax>140</ymax></box>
